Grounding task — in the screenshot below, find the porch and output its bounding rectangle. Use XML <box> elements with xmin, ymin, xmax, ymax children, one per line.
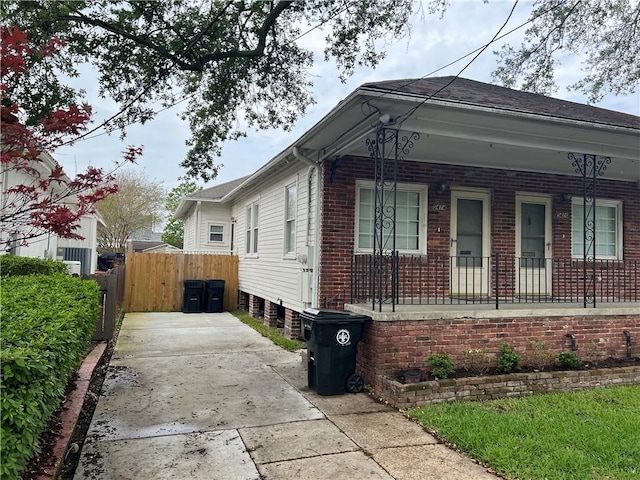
<box><xmin>350</xmin><ymin>253</ymin><xmax>639</xmax><ymax>311</ymax></box>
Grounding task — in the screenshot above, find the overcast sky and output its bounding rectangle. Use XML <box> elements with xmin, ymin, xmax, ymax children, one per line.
<box><xmin>55</xmin><ymin>1</ymin><xmax>640</xmax><ymax>193</ymax></box>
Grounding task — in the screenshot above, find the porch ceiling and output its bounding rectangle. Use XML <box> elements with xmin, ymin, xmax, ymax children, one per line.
<box><xmin>302</xmin><ymin>93</ymin><xmax>640</xmax><ymax>183</ymax></box>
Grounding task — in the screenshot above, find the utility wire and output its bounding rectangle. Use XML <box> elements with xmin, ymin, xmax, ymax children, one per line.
<box><xmin>395</xmin><ymin>0</ymin><xmax>521</xmax><ymax>127</ymax></box>
<box><xmin>63</xmin><ymin>0</ymin><xmax>568</xmax><ymax>146</ymax></box>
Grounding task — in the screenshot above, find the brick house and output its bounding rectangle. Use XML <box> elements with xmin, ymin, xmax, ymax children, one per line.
<box><xmin>176</xmin><ymin>77</ymin><xmax>640</xmax><ymax>392</ymax></box>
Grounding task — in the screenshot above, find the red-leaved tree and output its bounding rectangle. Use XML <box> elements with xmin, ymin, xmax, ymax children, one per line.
<box><xmin>1</xmin><ymin>27</ymin><xmax>142</xmax><ymax>251</ymax></box>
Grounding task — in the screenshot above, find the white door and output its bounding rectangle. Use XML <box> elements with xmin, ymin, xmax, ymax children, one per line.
<box><xmin>450</xmin><ymin>190</ymin><xmax>491</xmax><ymax>297</ymax></box>
<box><xmin>516</xmin><ymin>195</ymin><xmax>552</xmax><ymax>297</ymax></box>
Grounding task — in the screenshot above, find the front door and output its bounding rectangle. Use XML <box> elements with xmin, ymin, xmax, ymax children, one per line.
<box><xmin>450</xmin><ymin>190</ymin><xmax>491</xmax><ymax>297</ymax></box>
<box><xmin>516</xmin><ymin>195</ymin><xmax>552</xmax><ymax>297</ymax></box>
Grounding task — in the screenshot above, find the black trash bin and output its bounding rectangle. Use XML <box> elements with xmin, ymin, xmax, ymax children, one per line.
<box><xmin>301</xmin><ymin>308</ymin><xmax>369</xmax><ymax>396</ymax></box>
<box><xmin>204</xmin><ymin>279</ymin><xmax>225</xmax><ymax>313</ymax></box>
<box><xmin>183</xmin><ymin>280</ymin><xmax>204</xmax><ymax>313</ymax></box>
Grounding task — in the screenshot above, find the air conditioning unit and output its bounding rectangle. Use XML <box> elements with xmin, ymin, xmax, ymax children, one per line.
<box><xmin>62</xmin><ymin>260</ymin><xmax>82</xmax><ymax>276</ymax></box>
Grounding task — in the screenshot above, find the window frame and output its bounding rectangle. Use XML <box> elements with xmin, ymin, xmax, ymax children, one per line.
<box><xmin>284</xmin><ymin>182</ymin><xmax>297</xmax><ymax>257</ymax></box>
<box><xmin>245</xmin><ymin>200</ymin><xmax>259</xmax><ymax>256</ymax></box>
<box><xmin>207</xmin><ymin>223</ymin><xmax>225</xmax><ymax>244</ymax></box>
<box><xmin>571</xmin><ymin>198</ymin><xmax>623</xmax><ymax>260</ymax></box>
<box><xmin>354</xmin><ymin>180</ymin><xmax>427</xmax><ymax>254</ymax></box>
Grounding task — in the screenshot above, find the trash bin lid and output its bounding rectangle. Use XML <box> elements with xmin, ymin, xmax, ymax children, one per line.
<box><xmin>301</xmin><ymin>308</ymin><xmax>368</xmax><ymax>323</ymax></box>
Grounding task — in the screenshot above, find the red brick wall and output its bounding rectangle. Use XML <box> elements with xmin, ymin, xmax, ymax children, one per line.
<box><xmin>319</xmin><ymin>156</ymin><xmax>640</xmax><ymax>308</ymax></box>
<box><xmin>356</xmin><ymin>314</ymin><xmax>640</xmax><ymax>387</ymax></box>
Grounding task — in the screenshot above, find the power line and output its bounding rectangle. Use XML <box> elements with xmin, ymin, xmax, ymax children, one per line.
<box><xmin>63</xmin><ymin>0</ymin><xmax>569</xmax><ymax>147</ymax></box>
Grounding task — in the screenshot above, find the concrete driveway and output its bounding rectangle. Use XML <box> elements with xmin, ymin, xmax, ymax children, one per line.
<box><xmin>74</xmin><ymin>312</ymin><xmax>499</xmax><ymax>480</ymax></box>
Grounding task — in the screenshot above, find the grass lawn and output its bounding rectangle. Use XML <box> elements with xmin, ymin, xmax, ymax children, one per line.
<box><xmin>232</xmin><ymin>310</ymin><xmax>306</xmax><ymax>351</ymax></box>
<box><xmin>408</xmin><ymin>386</ymin><xmax>640</xmax><ymax>480</ymax></box>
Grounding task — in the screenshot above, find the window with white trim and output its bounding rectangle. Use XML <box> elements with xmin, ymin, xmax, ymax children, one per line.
<box><xmin>208</xmin><ymin>224</ymin><xmax>224</xmax><ymax>243</ymax></box>
<box><xmin>245</xmin><ymin>202</ymin><xmax>259</xmax><ymax>255</ymax></box>
<box><xmin>571</xmin><ymin>199</ymin><xmax>622</xmax><ymax>259</ymax></box>
<box><xmin>356</xmin><ymin>182</ymin><xmax>426</xmax><ymax>253</ymax></box>
<box><xmin>285</xmin><ymin>184</ymin><xmax>297</xmax><ymax>254</ymax></box>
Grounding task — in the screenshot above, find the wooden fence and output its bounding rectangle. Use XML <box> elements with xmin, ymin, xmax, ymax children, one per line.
<box><xmin>124</xmin><ymin>253</ymin><xmax>239</xmax><ymax>312</ymax></box>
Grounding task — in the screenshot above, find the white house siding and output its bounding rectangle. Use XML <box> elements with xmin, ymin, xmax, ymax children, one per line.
<box><xmin>58</xmin><ymin>215</ymin><xmax>99</xmax><ymax>273</ymax></box>
<box><xmin>182</xmin><ymin>205</ymin><xmax>198</xmax><ymax>250</ymax></box>
<box><xmin>233</xmin><ymin>162</ymin><xmax>316</xmax><ymax>313</ymax></box>
<box><xmin>197</xmin><ymin>204</ymin><xmax>233</xmax><ymax>253</ymax></box>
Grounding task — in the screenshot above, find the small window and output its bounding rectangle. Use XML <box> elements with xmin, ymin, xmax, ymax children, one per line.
<box><xmin>572</xmin><ymin>199</ymin><xmax>622</xmax><ymax>260</ymax></box>
<box><xmin>285</xmin><ymin>184</ymin><xmax>297</xmax><ymax>254</ymax></box>
<box><xmin>208</xmin><ymin>224</ymin><xmax>224</xmax><ymax>243</ymax></box>
<box><xmin>245</xmin><ymin>201</ymin><xmax>259</xmax><ymax>255</ymax></box>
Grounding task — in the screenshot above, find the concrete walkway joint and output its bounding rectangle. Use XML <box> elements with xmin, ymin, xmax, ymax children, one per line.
<box><xmin>74</xmin><ymin>312</ymin><xmax>500</xmax><ymax>480</ymax></box>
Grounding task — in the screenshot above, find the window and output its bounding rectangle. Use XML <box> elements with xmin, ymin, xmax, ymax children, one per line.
<box><xmin>572</xmin><ymin>200</ymin><xmax>622</xmax><ymax>259</ymax></box>
<box><xmin>356</xmin><ymin>182</ymin><xmax>425</xmax><ymax>252</ymax></box>
<box><xmin>245</xmin><ymin>202</ymin><xmax>259</xmax><ymax>254</ymax></box>
<box><xmin>285</xmin><ymin>184</ymin><xmax>297</xmax><ymax>254</ymax></box>
<box><xmin>208</xmin><ymin>224</ymin><xmax>224</xmax><ymax>243</ymax></box>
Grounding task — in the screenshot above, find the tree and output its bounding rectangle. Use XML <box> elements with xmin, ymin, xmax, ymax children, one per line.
<box><xmin>1</xmin><ymin>0</ymin><xmax>415</xmax><ymax>181</ymax></box>
<box><xmin>2</xmin><ymin>1</ymin><xmax>636</xmax><ymax>181</ymax></box>
<box><xmin>0</xmin><ymin>27</ymin><xmax>141</xmax><ymax>252</ymax></box>
<box><xmin>162</xmin><ymin>181</ymin><xmax>201</xmax><ymax>249</ymax></box>
<box><xmin>95</xmin><ymin>169</ymin><xmax>165</xmax><ymax>252</ymax></box>
<box><xmin>492</xmin><ymin>0</ymin><xmax>639</xmax><ymax>102</ymax></box>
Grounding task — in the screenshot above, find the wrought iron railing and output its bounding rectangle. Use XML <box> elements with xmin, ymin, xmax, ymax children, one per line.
<box><xmin>350</xmin><ymin>253</ymin><xmax>639</xmax><ymax>309</ymax></box>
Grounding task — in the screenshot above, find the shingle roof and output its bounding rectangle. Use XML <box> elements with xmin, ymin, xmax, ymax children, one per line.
<box><xmin>363</xmin><ymin>77</ymin><xmax>639</xmax><ymax>129</ymax></box>
<box><xmin>186</xmin><ymin>175</ymin><xmax>250</xmax><ymax>201</ymax></box>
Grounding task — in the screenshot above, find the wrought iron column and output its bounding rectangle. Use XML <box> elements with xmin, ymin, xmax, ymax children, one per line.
<box><xmin>569</xmin><ymin>153</ymin><xmax>611</xmax><ymax>308</ymax></box>
<box><xmin>366</xmin><ymin>127</ymin><xmax>419</xmax><ymax>312</ymax></box>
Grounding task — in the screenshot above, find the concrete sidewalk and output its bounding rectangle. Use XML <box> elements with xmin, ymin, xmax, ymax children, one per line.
<box><xmin>74</xmin><ymin>312</ymin><xmax>499</xmax><ymax>480</ymax></box>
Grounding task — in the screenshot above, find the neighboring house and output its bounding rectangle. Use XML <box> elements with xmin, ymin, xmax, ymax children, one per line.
<box><xmin>175</xmin><ymin>77</ymin><xmax>639</xmax><ymax>390</ymax></box>
<box><xmin>1</xmin><ymin>150</ymin><xmax>103</xmax><ymax>275</ymax></box>
<box><xmin>126</xmin><ymin>239</ymin><xmax>181</xmax><ymax>254</ymax></box>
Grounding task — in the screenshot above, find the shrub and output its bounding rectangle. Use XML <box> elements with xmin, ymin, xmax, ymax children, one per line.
<box><xmin>497</xmin><ymin>342</ymin><xmax>522</xmax><ymax>374</ymax></box>
<box><xmin>427</xmin><ymin>353</ymin><xmax>455</xmax><ymax>379</ymax></box>
<box><xmin>0</xmin><ymin>255</ymin><xmax>68</xmax><ymax>276</ymax></box>
<box><xmin>527</xmin><ymin>339</ymin><xmax>555</xmax><ymax>371</ymax></box>
<box><xmin>557</xmin><ymin>352</ymin><xmax>582</xmax><ymax>369</ymax></box>
<box><xmin>462</xmin><ymin>347</ymin><xmax>491</xmax><ymax>375</ymax></box>
<box><xmin>1</xmin><ymin>274</ymin><xmax>99</xmax><ymax>479</ymax></box>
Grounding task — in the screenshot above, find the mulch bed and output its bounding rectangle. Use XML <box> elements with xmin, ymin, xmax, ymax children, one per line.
<box><xmin>399</xmin><ymin>357</ymin><xmax>639</xmax><ymax>384</ymax></box>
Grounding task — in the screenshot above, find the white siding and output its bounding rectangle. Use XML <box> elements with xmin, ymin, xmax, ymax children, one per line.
<box><xmin>58</xmin><ymin>215</ymin><xmax>99</xmax><ymax>272</ymax></box>
<box><xmin>182</xmin><ymin>205</ymin><xmax>198</xmax><ymax>250</ymax></box>
<box><xmin>197</xmin><ymin>204</ymin><xmax>232</xmax><ymax>252</ymax></box>
<box><xmin>232</xmin><ymin>162</ymin><xmax>317</xmax><ymax>312</ymax></box>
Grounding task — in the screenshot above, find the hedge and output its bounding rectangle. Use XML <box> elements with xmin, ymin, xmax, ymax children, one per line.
<box><xmin>1</xmin><ymin>273</ymin><xmax>99</xmax><ymax>479</ymax></box>
<box><xmin>0</xmin><ymin>255</ymin><xmax>69</xmax><ymax>276</ymax></box>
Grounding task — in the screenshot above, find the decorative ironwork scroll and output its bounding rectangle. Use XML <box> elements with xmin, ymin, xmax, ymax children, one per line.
<box><xmin>366</xmin><ymin>126</ymin><xmax>420</xmax><ymax>312</ymax></box>
<box><xmin>569</xmin><ymin>153</ymin><xmax>611</xmax><ymax>308</ymax></box>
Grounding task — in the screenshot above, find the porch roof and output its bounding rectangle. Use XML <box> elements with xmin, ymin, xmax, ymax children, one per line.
<box><xmin>364</xmin><ymin>77</ymin><xmax>639</xmax><ymax>130</ymax></box>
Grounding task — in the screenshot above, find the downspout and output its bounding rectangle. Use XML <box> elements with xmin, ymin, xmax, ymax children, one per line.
<box><xmin>292</xmin><ymin>147</ymin><xmax>321</xmax><ymax>308</ymax></box>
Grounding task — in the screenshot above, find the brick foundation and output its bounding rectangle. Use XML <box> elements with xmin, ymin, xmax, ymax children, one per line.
<box><xmin>264</xmin><ymin>300</ymin><xmax>278</xmax><ymax>327</ymax></box>
<box><xmin>248</xmin><ymin>294</ymin><xmax>262</xmax><ymax>318</ymax></box>
<box><xmin>238</xmin><ymin>291</ymin><xmax>248</xmax><ymax>311</ymax></box>
<box><xmin>284</xmin><ymin>309</ymin><xmax>302</xmax><ymax>340</ymax></box>
<box><xmin>377</xmin><ymin>366</ymin><xmax>640</xmax><ymax>409</ymax></box>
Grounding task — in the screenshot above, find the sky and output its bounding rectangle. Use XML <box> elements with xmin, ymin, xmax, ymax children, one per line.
<box><xmin>55</xmin><ymin>1</ymin><xmax>640</xmax><ymax>194</ymax></box>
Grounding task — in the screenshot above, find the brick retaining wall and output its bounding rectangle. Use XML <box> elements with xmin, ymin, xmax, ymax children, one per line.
<box><xmin>356</xmin><ymin>313</ymin><xmax>640</xmax><ymax>390</ymax></box>
<box><xmin>376</xmin><ymin>366</ymin><xmax>640</xmax><ymax>409</ymax></box>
